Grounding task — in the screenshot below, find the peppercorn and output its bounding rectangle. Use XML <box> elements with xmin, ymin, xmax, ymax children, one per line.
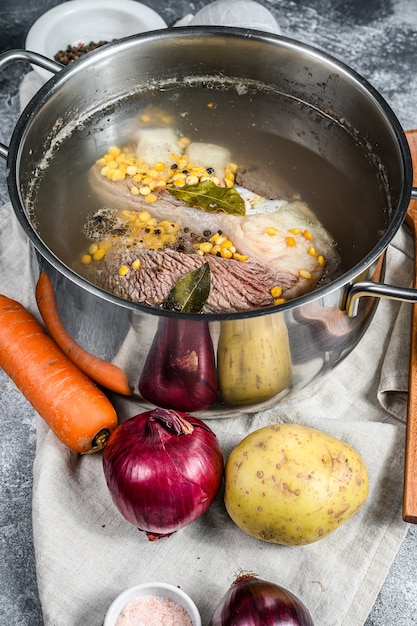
<box><xmin>54</xmin><ymin>40</ymin><xmax>113</xmax><ymax>65</ymax></box>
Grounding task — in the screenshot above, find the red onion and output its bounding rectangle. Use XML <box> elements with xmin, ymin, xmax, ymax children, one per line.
<box><xmin>209</xmin><ymin>573</ymin><xmax>315</xmax><ymax>626</ymax></box>
<box><xmin>102</xmin><ymin>408</ymin><xmax>223</xmax><ymax>540</ymax></box>
<box><xmin>138</xmin><ymin>317</ymin><xmax>218</xmax><ymax>412</ymax></box>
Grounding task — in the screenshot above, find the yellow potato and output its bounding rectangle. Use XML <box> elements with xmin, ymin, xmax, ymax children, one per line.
<box><xmin>224</xmin><ymin>423</ymin><xmax>369</xmax><ymax>545</ymax></box>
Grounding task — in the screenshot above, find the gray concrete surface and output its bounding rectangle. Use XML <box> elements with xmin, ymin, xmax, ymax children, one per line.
<box><xmin>1</xmin><ymin>1</ymin><xmax>417</xmax><ymax>624</ymax></box>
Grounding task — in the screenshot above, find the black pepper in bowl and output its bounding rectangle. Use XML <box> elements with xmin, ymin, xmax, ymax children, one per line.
<box><xmin>54</xmin><ymin>40</ymin><xmax>113</xmax><ymax>64</ymax></box>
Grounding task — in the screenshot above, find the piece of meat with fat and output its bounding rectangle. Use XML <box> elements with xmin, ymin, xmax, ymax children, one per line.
<box><xmin>80</xmin><ymin>248</ymin><xmax>300</xmax><ymax>313</ymax></box>
<box><xmin>87</xmin><ymin>152</ymin><xmax>341</xmax><ymax>310</ymax></box>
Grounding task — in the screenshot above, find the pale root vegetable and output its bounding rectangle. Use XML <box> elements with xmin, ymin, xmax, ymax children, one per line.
<box><xmin>217</xmin><ymin>313</ymin><xmax>292</xmax><ymax>405</ymax></box>
<box><xmin>224</xmin><ymin>423</ymin><xmax>369</xmax><ymax>545</ymax></box>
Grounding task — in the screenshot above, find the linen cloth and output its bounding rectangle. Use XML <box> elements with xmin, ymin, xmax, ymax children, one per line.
<box><xmin>4</xmin><ymin>69</ymin><xmax>414</xmax><ymax>626</ymax></box>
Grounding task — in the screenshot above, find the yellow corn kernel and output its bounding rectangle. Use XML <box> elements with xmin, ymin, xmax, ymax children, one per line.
<box><xmin>130</xmin><ymin>186</ymin><xmax>140</xmax><ymax>195</ymax></box>
<box><xmin>191</xmin><ymin>166</ymin><xmax>206</xmax><ymax>176</ymax></box>
<box><xmin>131</xmin><ymin>259</ymin><xmax>141</xmax><ymax>270</ymax></box>
<box><xmin>171</xmin><ymin>172</ymin><xmax>186</xmax><ymax>181</ymax></box>
<box><xmin>146</xmin><ymin>218</ymin><xmax>157</xmax><ymax>226</ymax></box>
<box><xmin>139</xmin><ymin>211</ymin><xmax>151</xmax><ymax>222</ymax></box>
<box><xmin>81</xmin><ymin>254</ymin><xmax>92</xmax><ymax>265</ymax></box>
<box><xmin>196</xmin><ymin>249</ymin><xmax>204</xmax><ymax>256</ymax></box>
<box><xmin>289</xmin><ymin>228</ymin><xmax>302</xmax><ymax>235</ymax></box>
<box><xmin>88</xmin><ymin>243</ymin><xmax>98</xmax><ymax>255</ymax></box>
<box><xmin>185</xmin><ymin>174</ymin><xmax>199</xmax><ymax>186</ymax></box>
<box><xmin>177</xmin><ymin>157</ymin><xmax>189</xmax><ymax>169</ymax></box>
<box><xmin>207</xmin><ymin>102</ymin><xmax>216</xmax><ymax>109</ymax></box>
<box><xmin>108</xmin><ymin>146</ymin><xmax>121</xmax><ymax>157</ymax></box>
<box><xmin>303</xmin><ymin>229</ymin><xmax>313</xmax><ymax>240</ymax></box>
<box><xmin>211</xmin><ymin>244</ymin><xmax>221</xmax><ymax>255</ymax></box>
<box><xmin>126</xmin><ymin>165</ymin><xmax>138</xmax><ymax>176</ymax></box>
<box><xmin>93</xmin><ymin>248</ymin><xmax>106</xmax><ymax>261</ymax></box>
<box><xmin>154</xmin><ymin>161</ymin><xmax>167</xmax><ymax>172</ymax></box>
<box><xmin>270</xmin><ymin>285</ymin><xmax>283</xmax><ymax>299</ymax></box>
<box><xmin>199</xmin><ymin>241</ymin><xmax>214</xmax><ymax>253</ymax></box>
<box><xmin>225</xmin><ymin>178</ymin><xmax>234</xmax><ymax>188</ymax></box>
<box><xmin>233</xmin><ymin>253</ymin><xmax>249</xmax><ymax>262</ymax></box>
<box><xmin>173</xmin><ymin>178</ymin><xmax>186</xmax><ymax>187</ymax></box>
<box><xmin>226</xmin><ymin>162</ymin><xmax>238</xmax><ymax>173</ymax></box>
<box><xmin>308</xmin><ymin>245</ymin><xmax>318</xmax><ymax>256</ymax></box>
<box><xmin>100</xmin><ymin>165</ymin><xmax>110</xmax><ymax>177</ymax></box>
<box><xmin>139</xmin><ymin>186</ymin><xmax>151</xmax><ymax>196</ymax></box>
<box><xmin>112</xmin><ymin>169</ymin><xmax>126</xmax><ymax>182</ymax></box>
<box><xmin>145</xmin><ymin>193</ymin><xmax>158</xmax><ymax>203</ymax></box>
<box><xmin>161</xmin><ymin>233</ymin><xmax>176</xmax><ymax>244</ymax></box>
<box><xmin>140</xmin><ymin>114</ymin><xmax>151</xmax><ymax>123</ymax></box>
<box><xmin>274</xmin><ymin>298</ymin><xmax>287</xmax><ymax>306</ymax></box>
<box><xmin>220</xmin><ymin>248</ymin><xmax>233</xmax><ymax>259</ymax></box>
<box><xmin>154</xmin><ymin>179</ymin><xmax>167</xmax><ymax>188</ymax></box>
<box><xmin>95</xmin><ymin>157</ymin><xmax>106</xmax><ymax>167</ymax></box>
<box><xmin>221</xmin><ymin>239</ymin><xmax>234</xmax><ymax>249</ymax></box>
<box><xmin>211</xmin><ymin>176</ymin><xmax>220</xmax><ymax>186</ymax></box>
<box><xmin>299</xmin><ymin>269</ymin><xmax>312</xmax><ymax>279</ymax></box>
<box><xmin>266</xmin><ymin>227</ymin><xmax>278</xmax><ymax>236</ymax></box>
<box><xmin>318</xmin><ymin>255</ymin><xmax>326</xmax><ymax>266</ymax></box>
<box><xmin>178</xmin><ymin>136</ymin><xmax>191</xmax><ymax>149</ymax></box>
<box><xmin>118</xmin><ymin>265</ymin><xmax>130</xmax><ymax>276</ymax></box>
<box><xmin>137</xmin><ymin>164</ymin><xmax>150</xmax><ymax>174</ymax></box>
<box><xmin>210</xmin><ymin>232</ymin><xmax>221</xmax><ymax>243</ymax></box>
<box><xmin>286</xmin><ymin>236</ymin><xmax>296</xmax><ymax>247</ymax></box>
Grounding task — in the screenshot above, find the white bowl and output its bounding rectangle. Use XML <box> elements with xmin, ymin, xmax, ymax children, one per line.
<box><xmin>189</xmin><ymin>0</ymin><xmax>281</xmax><ymax>33</ymax></box>
<box><xmin>25</xmin><ymin>0</ymin><xmax>167</xmax><ymax>82</ymax></box>
<box><xmin>103</xmin><ymin>582</ymin><xmax>202</xmax><ymax>626</ymax></box>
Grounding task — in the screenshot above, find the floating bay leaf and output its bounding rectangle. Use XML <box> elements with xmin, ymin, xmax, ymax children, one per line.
<box><xmin>167</xmin><ymin>180</ymin><xmax>245</xmax><ymax>215</ymax></box>
<box><xmin>163</xmin><ymin>262</ymin><xmax>211</xmax><ymax>313</ymax></box>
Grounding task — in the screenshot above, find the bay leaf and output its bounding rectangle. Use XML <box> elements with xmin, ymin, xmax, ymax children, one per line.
<box><xmin>167</xmin><ymin>180</ymin><xmax>245</xmax><ymax>215</ymax></box>
<box><xmin>163</xmin><ymin>262</ymin><xmax>211</xmax><ymax>313</ymax></box>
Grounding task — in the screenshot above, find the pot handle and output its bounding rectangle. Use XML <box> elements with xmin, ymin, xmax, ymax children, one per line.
<box><xmin>0</xmin><ymin>49</ymin><xmax>63</xmax><ymax>159</ymax></box>
<box><xmin>345</xmin><ymin>186</ymin><xmax>417</xmax><ymax>316</ymax></box>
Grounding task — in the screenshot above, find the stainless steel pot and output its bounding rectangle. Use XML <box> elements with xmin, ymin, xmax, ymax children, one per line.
<box><xmin>1</xmin><ymin>27</ymin><xmax>417</xmax><ymax>417</ymax></box>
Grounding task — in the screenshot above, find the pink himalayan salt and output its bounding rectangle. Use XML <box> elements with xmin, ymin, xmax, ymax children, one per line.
<box><xmin>115</xmin><ymin>594</ymin><xmax>193</xmax><ymax>626</ymax></box>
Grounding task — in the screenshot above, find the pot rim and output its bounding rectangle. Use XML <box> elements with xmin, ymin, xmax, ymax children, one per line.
<box><xmin>7</xmin><ymin>26</ymin><xmax>413</xmax><ymax>321</ymax></box>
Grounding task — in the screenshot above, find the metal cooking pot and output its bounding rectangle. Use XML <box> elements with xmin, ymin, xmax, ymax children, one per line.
<box><xmin>1</xmin><ymin>27</ymin><xmax>417</xmax><ymax>417</ymax></box>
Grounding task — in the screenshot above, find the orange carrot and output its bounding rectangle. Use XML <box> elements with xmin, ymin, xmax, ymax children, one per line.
<box><xmin>35</xmin><ymin>272</ymin><xmax>132</xmax><ymax>396</ymax></box>
<box><xmin>0</xmin><ymin>294</ymin><xmax>118</xmax><ymax>454</ymax></box>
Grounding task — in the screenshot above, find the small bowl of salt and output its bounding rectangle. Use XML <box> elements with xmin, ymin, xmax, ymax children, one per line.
<box><xmin>103</xmin><ymin>581</ymin><xmax>202</xmax><ymax>626</ymax></box>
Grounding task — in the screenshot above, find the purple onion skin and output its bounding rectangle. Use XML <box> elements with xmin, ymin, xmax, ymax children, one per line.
<box><xmin>102</xmin><ymin>408</ymin><xmax>224</xmax><ymax>540</ymax></box>
<box><xmin>209</xmin><ymin>575</ymin><xmax>315</xmax><ymax>626</ymax></box>
<box><xmin>138</xmin><ymin>317</ymin><xmax>218</xmax><ymax>412</ymax></box>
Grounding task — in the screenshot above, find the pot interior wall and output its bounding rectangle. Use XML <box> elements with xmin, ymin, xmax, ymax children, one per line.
<box><xmin>15</xmin><ymin>29</ymin><xmax>406</xmax><ymax>285</ymax></box>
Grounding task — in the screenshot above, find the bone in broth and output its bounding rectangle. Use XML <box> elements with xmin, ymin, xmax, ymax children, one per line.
<box><xmin>29</xmin><ymin>80</ymin><xmax>388</xmax><ymax>313</ymax></box>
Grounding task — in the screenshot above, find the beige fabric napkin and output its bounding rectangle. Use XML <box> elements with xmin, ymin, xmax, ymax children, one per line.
<box><xmin>0</xmin><ymin>194</ymin><xmax>413</xmax><ymax>626</ymax></box>
<box><xmin>8</xmin><ymin>69</ymin><xmax>415</xmax><ymax>626</ymax></box>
